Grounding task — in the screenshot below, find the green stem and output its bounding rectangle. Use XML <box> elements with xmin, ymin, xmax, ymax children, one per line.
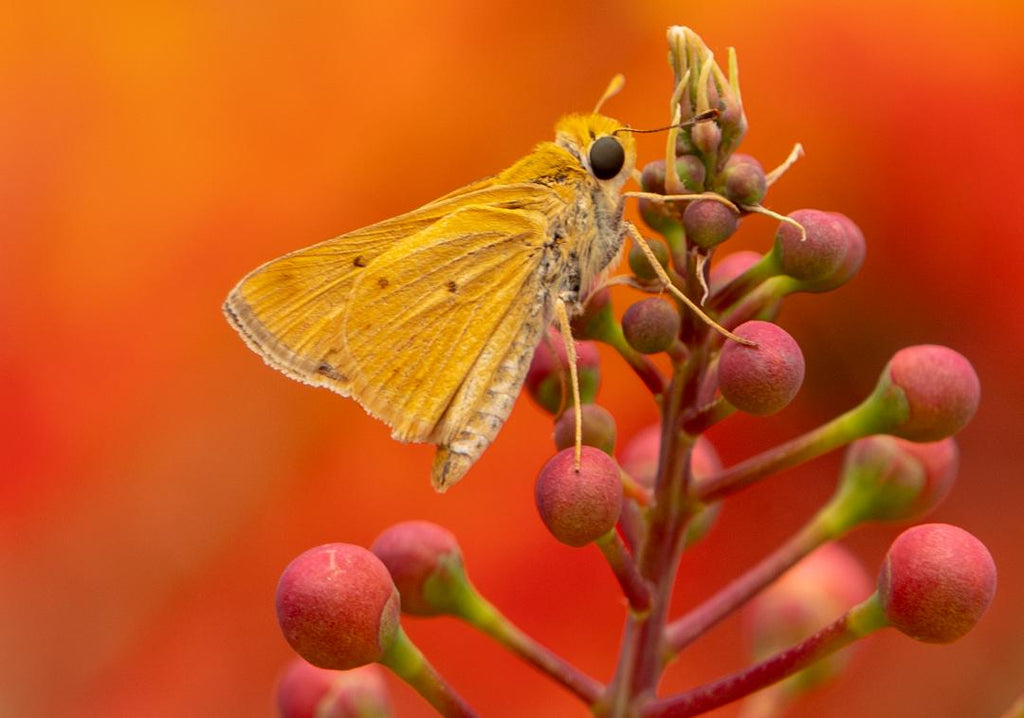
<box><xmin>696</xmin><ymin>398</ymin><xmax>891</xmax><ymax>503</ymax></box>
<box><xmin>451</xmin><ymin>585</ymin><xmax>604</xmax><ymax>705</ymax></box>
<box><xmin>381</xmin><ymin>628</ymin><xmax>477</xmax><ymax>717</ymax></box>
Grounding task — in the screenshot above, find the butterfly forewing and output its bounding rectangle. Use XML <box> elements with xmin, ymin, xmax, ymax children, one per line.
<box><xmin>342</xmin><ymin>205</ymin><xmax>550</xmax><ymax>442</ymax></box>
<box><xmin>224</xmin><ymin>182</ymin><xmax>557</xmax><ymax>397</ymax></box>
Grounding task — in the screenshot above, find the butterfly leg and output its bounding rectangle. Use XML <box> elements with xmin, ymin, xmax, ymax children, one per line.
<box><xmin>554</xmin><ymin>298</ymin><xmax>583</xmax><ymax>470</ymax></box>
<box><xmin>624</xmin><ymin>222</ymin><xmax>754</xmax><ymax>346</ymax></box>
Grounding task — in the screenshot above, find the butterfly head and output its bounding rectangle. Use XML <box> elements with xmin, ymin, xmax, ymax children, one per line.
<box><xmin>555</xmin><ymin>113</ymin><xmax>637</xmax><ymax>195</ymax></box>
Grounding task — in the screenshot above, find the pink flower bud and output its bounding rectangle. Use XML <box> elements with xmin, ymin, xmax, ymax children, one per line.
<box><xmin>570</xmin><ymin>288</ymin><xmax>613</xmax><ymax>340</ymax></box>
<box><xmin>535</xmin><ymin>447</ymin><xmax>622</xmax><ymax>547</ymax></box>
<box><xmin>775</xmin><ymin>209</ymin><xmax>848</xmax><ymax>285</ymax></box>
<box><xmin>276</xmin><ymin>658</ymin><xmax>392</xmax><ymax>718</ymax></box>
<box><xmin>683</xmin><ymin>199</ymin><xmax>739</xmax><ymax>249</ymax></box>
<box><xmin>880</xmin><ymin>345</ymin><xmax>980</xmax><ymax>441</ymax></box>
<box><xmin>639</xmin><ymin>197</ymin><xmax>680</xmax><ymax>236</ymax></box>
<box><xmin>276</xmin><ymin>658</ymin><xmax>337</xmax><ymax>718</ymax></box>
<box><xmin>622</xmin><ymin>298</ymin><xmax>681</xmax><ymax>354</ymax></box>
<box><xmin>821</xmin><ymin>212</ymin><xmax>866</xmax><ymax>291</ymax></box>
<box><xmin>618</xmin><ymin>425</ymin><xmax>721</xmax><ymax>490</ymax></box>
<box><xmin>553</xmin><ymin>403</ymin><xmax>617</xmax><ymax>455</ymax></box>
<box><xmin>617</xmin><ymin>423</ymin><xmax>661</xmax><ymax>488</ymax></box>
<box><xmin>685</xmin><ymin>437</ymin><xmax>724</xmax><ymax>546</ymax></box>
<box><xmin>718</xmin><ymin>321</ymin><xmax>805</xmax><ymax>415</ymax></box>
<box><xmin>276</xmin><ymin>544</ymin><xmax>400</xmax><ymax>670</ymax></box>
<box><xmin>836</xmin><ymin>436</ymin><xmax>958</xmax><ymax>524</ymax></box>
<box><xmin>691</xmin><ymin>121</ymin><xmax>722</xmax><ymax>158</ymax></box>
<box><xmin>628</xmin><ymin>237</ymin><xmax>671</xmax><ymax>281</ymax></box>
<box><xmin>746</xmin><ymin>544</ymin><xmax>872</xmax><ymax>665</ymax></box>
<box><xmin>641</xmin><ymin>157</ymin><xmax>705</xmax><ymax>195</ymax></box>
<box><xmin>878</xmin><ymin>524</ymin><xmax>996</xmax><ymax>643</ymax></box>
<box><xmin>370</xmin><ymin>521</ymin><xmax>465</xmax><ymax>617</ymax></box>
<box><xmin>717</xmin><ymin>154</ymin><xmax>767</xmax><ymax>206</ymax></box>
<box><xmin>525</xmin><ymin>330</ymin><xmax>601</xmax><ymax>415</ymax></box>
<box><xmin>892</xmin><ymin>437</ymin><xmax>958</xmax><ymax>515</ymax></box>
<box><xmin>640</xmin><ymin>159</ymin><xmax>668</xmax><ymax>193</ymax></box>
<box><xmin>709</xmin><ymin>250</ymin><xmax>763</xmax><ymax>296</ymax></box>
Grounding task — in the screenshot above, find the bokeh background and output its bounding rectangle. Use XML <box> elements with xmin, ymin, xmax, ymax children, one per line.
<box><xmin>2</xmin><ymin>1</ymin><xmax>1021</xmax><ymax>716</ymax></box>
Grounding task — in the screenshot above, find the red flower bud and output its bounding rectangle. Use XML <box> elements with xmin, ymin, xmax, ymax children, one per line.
<box><xmin>370</xmin><ymin>521</ymin><xmax>465</xmax><ymax>617</ymax></box>
<box><xmin>535</xmin><ymin>447</ymin><xmax>622</xmax><ymax>547</ymax></box>
<box><xmin>881</xmin><ymin>345</ymin><xmax>980</xmax><ymax>441</ymax></box>
<box><xmin>276</xmin><ymin>658</ymin><xmax>392</xmax><ymax>718</ymax></box>
<box><xmin>276</xmin><ymin>544</ymin><xmax>400</xmax><ymax>670</ymax></box>
<box><xmin>553</xmin><ymin>403</ymin><xmax>617</xmax><ymax>455</ymax></box>
<box><xmin>683</xmin><ymin>199</ymin><xmax>739</xmax><ymax>249</ymax></box>
<box><xmin>628</xmin><ymin>237</ymin><xmax>671</xmax><ymax>281</ymax></box>
<box><xmin>879</xmin><ymin>524</ymin><xmax>996</xmax><ymax>643</ymax></box>
<box><xmin>525</xmin><ymin>330</ymin><xmax>601</xmax><ymax>414</ymax></box>
<box><xmin>718</xmin><ymin>321</ymin><xmax>805</xmax><ymax>415</ymax></box>
<box><xmin>775</xmin><ymin>210</ymin><xmax>846</xmax><ymax>283</ymax></box>
<box><xmin>709</xmin><ymin>250</ymin><xmax>762</xmax><ymax>296</ymax></box>
<box><xmin>717</xmin><ymin>154</ymin><xmax>767</xmax><ymax>206</ymax></box>
<box><xmin>622</xmin><ymin>298</ymin><xmax>681</xmax><ymax>354</ymax></box>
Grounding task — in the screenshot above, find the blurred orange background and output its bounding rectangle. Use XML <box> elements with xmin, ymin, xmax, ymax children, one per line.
<box><xmin>2</xmin><ymin>1</ymin><xmax>1022</xmax><ymax>717</ymax></box>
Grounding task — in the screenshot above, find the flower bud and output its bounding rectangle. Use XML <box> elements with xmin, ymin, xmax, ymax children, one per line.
<box><xmin>641</xmin><ymin>159</ymin><xmax>668</xmax><ymax>193</ymax></box>
<box><xmin>878</xmin><ymin>524</ymin><xmax>996</xmax><ymax>643</ymax></box>
<box><xmin>893</xmin><ymin>437</ymin><xmax>959</xmax><ymax>515</ymax></box>
<box><xmin>821</xmin><ymin>212</ymin><xmax>866</xmax><ymax>291</ymax></box>
<box><xmin>622</xmin><ymin>298</ymin><xmax>681</xmax><ymax>354</ymax></box>
<box><xmin>639</xmin><ymin>197</ymin><xmax>680</xmax><ymax>236</ymax></box>
<box><xmin>833</xmin><ymin>436</ymin><xmax>958</xmax><ymax>525</ymax></box>
<box><xmin>553</xmin><ymin>403</ymin><xmax>617</xmax><ymax>455</ymax></box>
<box><xmin>691</xmin><ymin>121</ymin><xmax>722</xmax><ymax>158</ymax></box>
<box><xmin>708</xmin><ymin>250</ymin><xmax>762</xmax><ymax>296</ymax></box>
<box><xmin>525</xmin><ymin>330</ymin><xmax>601</xmax><ymax>414</ymax></box>
<box><xmin>370</xmin><ymin>521</ymin><xmax>466</xmax><ymax>616</ymax></box>
<box><xmin>683</xmin><ymin>200</ymin><xmax>740</xmax><ymax>249</ymax></box>
<box><xmin>873</xmin><ymin>345</ymin><xmax>980</xmax><ymax>441</ymax></box>
<box><xmin>668</xmin><ymin>26</ymin><xmax>747</xmax><ymax>163</ymax></box>
<box><xmin>618</xmin><ymin>425</ymin><xmax>721</xmax><ymax>489</ymax></box>
<box><xmin>535</xmin><ymin>447</ymin><xmax>622</xmax><ymax>547</ymax></box>
<box><xmin>745</xmin><ymin>545</ymin><xmax>872</xmax><ymax>689</ymax></box>
<box><xmin>277</xmin><ymin>659</ymin><xmax>392</xmax><ymax>718</ymax></box>
<box><xmin>716</xmin><ymin>154</ymin><xmax>767</xmax><ymax>206</ymax></box>
<box><xmin>774</xmin><ymin>209</ymin><xmax>847</xmax><ymax>283</ymax></box>
<box><xmin>617</xmin><ymin>423</ymin><xmax>661</xmax><ymax>488</ymax></box>
<box><xmin>718</xmin><ymin>321</ymin><xmax>805</xmax><ymax>415</ymax></box>
<box><xmin>685</xmin><ymin>436</ymin><xmax>724</xmax><ymax>546</ymax></box>
<box><xmin>617</xmin><ymin>426</ymin><xmax>721</xmax><ymax>544</ymax></box>
<box><xmin>570</xmin><ymin>288</ymin><xmax>613</xmax><ymax>340</ymax></box>
<box><xmin>628</xmin><ymin>238</ymin><xmax>671</xmax><ymax>281</ymax></box>
<box><xmin>675</xmin><ymin>155</ymin><xmax>707</xmax><ymax>192</ymax></box>
<box><xmin>276</xmin><ymin>544</ymin><xmax>400</xmax><ymax>670</ymax></box>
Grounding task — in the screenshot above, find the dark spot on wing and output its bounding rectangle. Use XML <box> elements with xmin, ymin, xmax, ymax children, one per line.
<box><xmin>447</xmin><ymin>280</ymin><xmax>457</xmax><ymax>293</ymax></box>
<box><xmin>353</xmin><ymin>255</ymin><xmax>367</xmax><ymax>267</ymax></box>
<box><xmin>316</xmin><ymin>362</ymin><xmax>346</xmax><ymax>382</ymax></box>
<box><xmin>378</xmin><ymin>277</ymin><xmax>389</xmax><ymax>288</ymax></box>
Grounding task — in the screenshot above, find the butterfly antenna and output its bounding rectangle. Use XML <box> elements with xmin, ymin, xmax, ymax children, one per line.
<box><xmin>594</xmin><ymin>74</ymin><xmax>626</xmax><ymax>114</ymax></box>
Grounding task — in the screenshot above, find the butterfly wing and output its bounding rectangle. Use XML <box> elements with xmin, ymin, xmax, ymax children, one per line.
<box><xmin>223</xmin><ymin>182</ymin><xmax>558</xmax><ymax>398</ymax></box>
<box><xmin>341</xmin><ymin>205</ymin><xmax>552</xmax><ymax>445</ymax></box>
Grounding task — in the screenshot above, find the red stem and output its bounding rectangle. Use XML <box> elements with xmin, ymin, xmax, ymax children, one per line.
<box><xmin>643</xmin><ymin>614</ymin><xmax>858</xmax><ymax>717</ymax></box>
<box><xmin>663</xmin><ymin>520</ymin><xmax>829</xmax><ymax>655</ymax></box>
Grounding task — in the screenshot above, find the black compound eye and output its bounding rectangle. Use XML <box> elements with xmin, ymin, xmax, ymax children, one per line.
<box><xmin>589</xmin><ymin>136</ymin><xmax>625</xmax><ymax>180</ymax></box>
